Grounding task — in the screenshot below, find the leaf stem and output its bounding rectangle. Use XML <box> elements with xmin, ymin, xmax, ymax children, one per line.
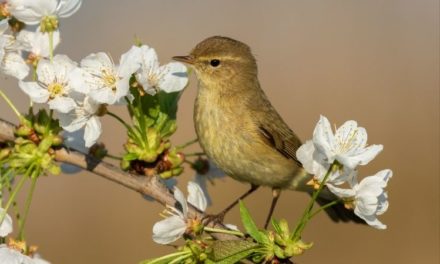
<box><xmin>204</xmin><ymin>226</ymin><xmax>245</xmax><ymax>237</ymax></box>
<box><xmin>292</xmin><ymin>161</ymin><xmax>338</xmax><ymax>240</ymax></box>
<box><xmin>107</xmin><ymin>111</ymin><xmax>131</xmax><ymax>131</ymax></box>
<box><xmin>0</xmin><ymin>175</ymin><xmax>27</xmax><ymax>226</ymax></box>
<box><xmin>0</xmin><ymin>89</ymin><xmax>21</xmax><ymax>118</ymax></box>
<box><xmin>106</xmin><ymin>153</ymin><xmax>122</xmax><ymax>160</ymax></box>
<box><xmin>308</xmin><ymin>200</ymin><xmax>340</xmax><ymax>220</ymax></box>
<box><xmin>177</xmin><ymin>138</ymin><xmax>198</xmax><ymax>150</ymax></box>
<box><xmin>18</xmin><ymin>176</ymin><xmax>37</xmax><ymax>240</ymax></box>
<box><xmin>48</xmin><ymin>31</ymin><xmax>54</xmax><ymax>63</ymax></box>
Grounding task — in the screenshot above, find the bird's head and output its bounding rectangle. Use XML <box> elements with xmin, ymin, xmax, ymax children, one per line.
<box><xmin>173</xmin><ymin>36</ymin><xmax>258</xmax><ymax>88</ymax></box>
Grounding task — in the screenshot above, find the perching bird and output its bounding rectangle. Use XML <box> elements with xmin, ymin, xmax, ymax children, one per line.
<box><xmin>173</xmin><ymin>36</ymin><xmax>363</xmax><ymax>227</ymax></box>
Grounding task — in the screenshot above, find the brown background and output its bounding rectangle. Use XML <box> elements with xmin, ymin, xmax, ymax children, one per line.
<box><xmin>0</xmin><ymin>0</ymin><xmax>438</xmax><ymax>263</ymax></box>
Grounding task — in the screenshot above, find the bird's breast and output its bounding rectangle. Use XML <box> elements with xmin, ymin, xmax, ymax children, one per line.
<box><xmin>194</xmin><ymin>86</ymin><xmax>296</xmax><ymax>188</ymax></box>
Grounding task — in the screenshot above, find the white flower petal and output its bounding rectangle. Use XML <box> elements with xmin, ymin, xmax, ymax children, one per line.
<box><xmin>313</xmin><ymin>115</ymin><xmax>335</xmax><ymax>162</ymax></box>
<box><xmin>68</xmin><ymin>67</ymin><xmax>90</xmax><ymax>94</ymax></box>
<box><xmin>0</xmin><ymin>245</ymin><xmax>34</xmax><ymax>264</ymax></box>
<box><xmin>84</xmin><ymin>116</ymin><xmax>101</xmax><ymax>147</ymax></box>
<box><xmin>152</xmin><ymin>215</ymin><xmax>186</xmax><ymax>245</ymax></box>
<box><xmin>89</xmin><ymin>88</ymin><xmax>116</xmax><ymax>105</ymax></box>
<box><xmin>48</xmin><ymin>96</ymin><xmax>76</xmax><ymax>113</ymax></box>
<box><xmin>173</xmin><ymin>187</ymin><xmax>188</xmax><ymax>217</ymax></box>
<box><xmin>326</xmin><ymin>184</ymin><xmax>356</xmax><ymax>198</ymax></box>
<box><xmin>158</xmin><ymin>62</ymin><xmax>188</xmax><ymax>93</ymax></box>
<box><xmin>0</xmin><ymin>20</ymin><xmax>8</xmax><ymax>34</ymax></box>
<box><xmin>187</xmin><ymin>181</ymin><xmax>208</xmax><ymax>212</ymax></box>
<box><xmin>1</xmin><ymin>52</ymin><xmax>30</xmax><ymax>80</ymax></box>
<box><xmin>118</xmin><ymin>45</ymin><xmax>142</xmax><ymax>77</ymax></box>
<box><xmin>0</xmin><ymin>209</ymin><xmax>13</xmax><ymax>237</ymax></box>
<box><xmin>57</xmin><ymin>0</ymin><xmax>82</xmax><ymax>17</ymax></box>
<box><xmin>19</xmin><ymin>81</ymin><xmax>50</xmax><ymax>103</ymax></box>
<box><xmin>36</xmin><ymin>59</ymin><xmax>56</xmax><ymax>84</ymax></box>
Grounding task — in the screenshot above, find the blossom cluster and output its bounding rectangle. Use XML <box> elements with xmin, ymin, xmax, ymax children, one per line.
<box><xmin>297</xmin><ymin>115</ymin><xmax>392</xmax><ymax>229</ymax></box>
<box><xmin>1</xmin><ymin>0</ymin><xmax>188</xmax><ymax>148</ymax></box>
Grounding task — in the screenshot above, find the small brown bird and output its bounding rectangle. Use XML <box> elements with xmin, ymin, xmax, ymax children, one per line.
<box><xmin>173</xmin><ymin>36</ymin><xmax>362</xmax><ymax>226</ymax></box>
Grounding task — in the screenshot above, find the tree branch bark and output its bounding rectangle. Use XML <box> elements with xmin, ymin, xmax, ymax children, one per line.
<box><xmin>0</xmin><ymin>118</ymin><xmax>236</xmax><ymax>240</ymax></box>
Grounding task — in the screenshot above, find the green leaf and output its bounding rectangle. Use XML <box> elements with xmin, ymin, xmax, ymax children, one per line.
<box><xmin>158</xmin><ymin>91</ymin><xmax>181</xmax><ymax>119</ymax></box>
<box><xmin>239</xmin><ymin>201</ymin><xmax>265</xmax><ymax>243</ymax></box>
<box><xmin>123</xmin><ymin>152</ymin><xmax>138</xmax><ymax>161</ymax></box>
<box><xmin>209</xmin><ymin>240</ymin><xmax>258</xmax><ymax>263</ymax></box>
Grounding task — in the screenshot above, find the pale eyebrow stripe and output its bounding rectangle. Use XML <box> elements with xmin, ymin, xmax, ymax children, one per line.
<box><xmin>197</xmin><ymin>55</ymin><xmax>246</xmax><ymax>63</ymax></box>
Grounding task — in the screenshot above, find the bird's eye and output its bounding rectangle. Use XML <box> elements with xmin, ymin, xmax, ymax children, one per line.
<box><xmin>210</xmin><ymin>59</ymin><xmax>220</xmax><ymax>67</ymax></box>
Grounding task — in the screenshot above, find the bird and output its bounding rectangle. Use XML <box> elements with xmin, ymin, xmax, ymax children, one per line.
<box><xmin>173</xmin><ymin>36</ymin><xmax>363</xmax><ymax>227</ymax></box>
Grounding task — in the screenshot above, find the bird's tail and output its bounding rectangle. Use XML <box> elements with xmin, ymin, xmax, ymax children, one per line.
<box><xmin>288</xmin><ymin>168</ymin><xmax>366</xmax><ymax>224</ymax></box>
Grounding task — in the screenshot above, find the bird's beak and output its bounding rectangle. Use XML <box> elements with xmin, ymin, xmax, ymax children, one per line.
<box><xmin>172</xmin><ymin>55</ymin><xmax>194</xmax><ymax>65</ymax></box>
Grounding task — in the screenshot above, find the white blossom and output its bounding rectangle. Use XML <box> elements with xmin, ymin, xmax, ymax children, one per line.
<box><xmin>0</xmin><ymin>245</ymin><xmax>33</xmax><ymax>264</ymax></box>
<box><xmin>313</xmin><ymin>115</ymin><xmax>383</xmax><ymax>170</ymax></box>
<box><xmin>152</xmin><ymin>181</ymin><xmax>207</xmax><ymax>244</ymax></box>
<box><xmin>19</xmin><ymin>54</ymin><xmax>77</xmax><ymax>113</ymax></box>
<box><xmin>8</xmin><ymin>0</ymin><xmax>82</xmax><ymax>25</ymax></box>
<box><xmin>132</xmin><ymin>45</ymin><xmax>188</xmax><ymax>95</ymax></box>
<box><xmin>297</xmin><ymin>140</ymin><xmax>351</xmax><ymax>185</ymax></box>
<box><xmin>69</xmin><ymin>48</ymin><xmax>140</xmax><ymax>105</ymax></box>
<box><xmin>327</xmin><ymin>169</ymin><xmax>392</xmax><ymax>229</ymax></box>
<box><xmin>0</xmin><ymin>33</ymin><xmax>29</xmax><ymax>80</ymax></box>
<box><xmin>16</xmin><ymin>29</ymin><xmax>60</xmax><ymax>59</ymax></box>
<box><xmin>57</xmin><ymin>96</ymin><xmax>103</xmax><ymax>148</ymax></box>
<box><xmin>0</xmin><ymin>208</ymin><xmax>13</xmax><ymax>237</ymax></box>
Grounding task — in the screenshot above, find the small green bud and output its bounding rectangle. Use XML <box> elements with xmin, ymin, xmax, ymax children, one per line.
<box><xmin>38</xmin><ymin>137</ymin><xmax>53</xmax><ymax>152</ymax></box>
<box><xmin>120</xmin><ymin>159</ymin><xmax>131</xmax><ymax>170</ymax></box>
<box><xmin>0</xmin><ymin>148</ymin><xmax>11</xmax><ymax>160</ymax></box>
<box><xmin>47</xmin><ymin>163</ymin><xmax>61</xmax><ymax>176</ymax></box>
<box><xmin>15</xmin><ymin>125</ymin><xmax>33</xmax><ymax>137</ymax></box>
<box><xmin>52</xmin><ymin>135</ymin><xmax>63</xmax><ymax>146</ymax></box>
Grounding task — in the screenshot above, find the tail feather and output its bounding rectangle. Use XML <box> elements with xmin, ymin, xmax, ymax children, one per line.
<box><xmin>288</xmin><ymin>168</ymin><xmax>366</xmax><ymax>224</ymax></box>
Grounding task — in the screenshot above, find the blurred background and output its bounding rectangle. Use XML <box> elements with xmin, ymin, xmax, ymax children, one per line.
<box><xmin>0</xmin><ymin>0</ymin><xmax>438</xmax><ymax>263</ymax></box>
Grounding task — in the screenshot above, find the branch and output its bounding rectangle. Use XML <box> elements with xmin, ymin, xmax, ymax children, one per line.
<box><xmin>0</xmin><ymin>118</ymin><xmax>237</xmax><ymax>240</ymax></box>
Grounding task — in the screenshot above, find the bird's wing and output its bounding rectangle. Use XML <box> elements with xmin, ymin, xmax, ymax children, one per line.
<box><xmin>257</xmin><ymin>118</ymin><xmax>303</xmax><ymax>167</ymax></box>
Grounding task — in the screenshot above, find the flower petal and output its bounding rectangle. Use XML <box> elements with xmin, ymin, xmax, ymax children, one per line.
<box><xmin>1</xmin><ymin>52</ymin><xmax>30</xmax><ymax>80</ymax></box>
<box><xmin>187</xmin><ymin>181</ymin><xmax>208</xmax><ymax>212</ymax></box>
<box><xmin>48</xmin><ymin>96</ymin><xmax>76</xmax><ymax>113</ymax></box>
<box><xmin>173</xmin><ymin>187</ymin><xmax>188</xmax><ymax>217</ymax></box>
<box><xmin>57</xmin><ymin>0</ymin><xmax>82</xmax><ymax>18</ymax></box>
<box><xmin>313</xmin><ymin>115</ymin><xmax>336</xmax><ymax>162</ymax></box>
<box><xmin>152</xmin><ymin>215</ymin><xmax>186</xmax><ymax>244</ymax></box>
<box><xmin>84</xmin><ymin>116</ymin><xmax>101</xmax><ymax>147</ymax></box>
<box><xmin>0</xmin><ymin>209</ymin><xmax>12</xmax><ymax>237</ymax></box>
<box><xmin>19</xmin><ymin>81</ymin><xmax>49</xmax><ymax>103</ymax></box>
<box><xmin>118</xmin><ymin>45</ymin><xmax>142</xmax><ymax>77</ymax></box>
<box><xmin>158</xmin><ymin>62</ymin><xmax>188</xmax><ymax>93</ymax></box>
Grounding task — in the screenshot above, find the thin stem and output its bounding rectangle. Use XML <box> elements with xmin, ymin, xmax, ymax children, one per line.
<box><xmin>145</xmin><ymin>251</ymin><xmax>191</xmax><ymax>264</ymax></box>
<box><xmin>5</xmin><ymin>173</ymin><xmax>23</xmax><ymax>229</ymax></box>
<box><xmin>0</xmin><ymin>89</ymin><xmax>21</xmax><ymax>118</ymax></box>
<box><xmin>184</xmin><ymin>152</ymin><xmax>206</xmax><ymax>157</ymax></box>
<box><xmin>177</xmin><ymin>138</ymin><xmax>198</xmax><ymax>150</ymax></box>
<box><xmin>308</xmin><ymin>200</ymin><xmax>340</xmax><ymax>220</ymax></box>
<box><xmin>168</xmin><ymin>253</ymin><xmax>191</xmax><ymax>264</ymax></box>
<box><xmin>106</xmin><ymin>153</ymin><xmax>122</xmax><ymax>160</ymax></box>
<box><xmin>0</xmin><ymin>175</ymin><xmax>27</xmax><ymax>225</ymax></box>
<box><xmin>48</xmin><ymin>31</ymin><xmax>54</xmax><ymax>63</ymax></box>
<box><xmin>18</xmin><ymin>176</ymin><xmax>38</xmax><ymax>240</ymax></box>
<box><xmin>292</xmin><ymin>161</ymin><xmax>338</xmax><ymax>240</ymax></box>
<box><xmin>107</xmin><ymin>111</ymin><xmax>131</xmax><ymax>131</ymax></box>
<box><xmin>204</xmin><ymin>226</ymin><xmax>244</xmax><ymax>237</ymax></box>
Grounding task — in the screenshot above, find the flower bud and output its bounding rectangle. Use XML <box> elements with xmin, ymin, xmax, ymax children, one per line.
<box><xmin>0</xmin><ymin>148</ymin><xmax>11</xmax><ymax>160</ymax></box>
<box><xmin>120</xmin><ymin>159</ymin><xmax>131</xmax><ymax>170</ymax></box>
<box><xmin>15</xmin><ymin>125</ymin><xmax>33</xmax><ymax>137</ymax></box>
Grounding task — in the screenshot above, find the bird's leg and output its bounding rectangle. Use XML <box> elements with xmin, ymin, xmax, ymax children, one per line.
<box><xmin>203</xmin><ymin>184</ymin><xmax>259</xmax><ymax>225</ymax></box>
<box><xmin>264</xmin><ymin>188</ymin><xmax>282</xmax><ymax>229</ymax></box>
